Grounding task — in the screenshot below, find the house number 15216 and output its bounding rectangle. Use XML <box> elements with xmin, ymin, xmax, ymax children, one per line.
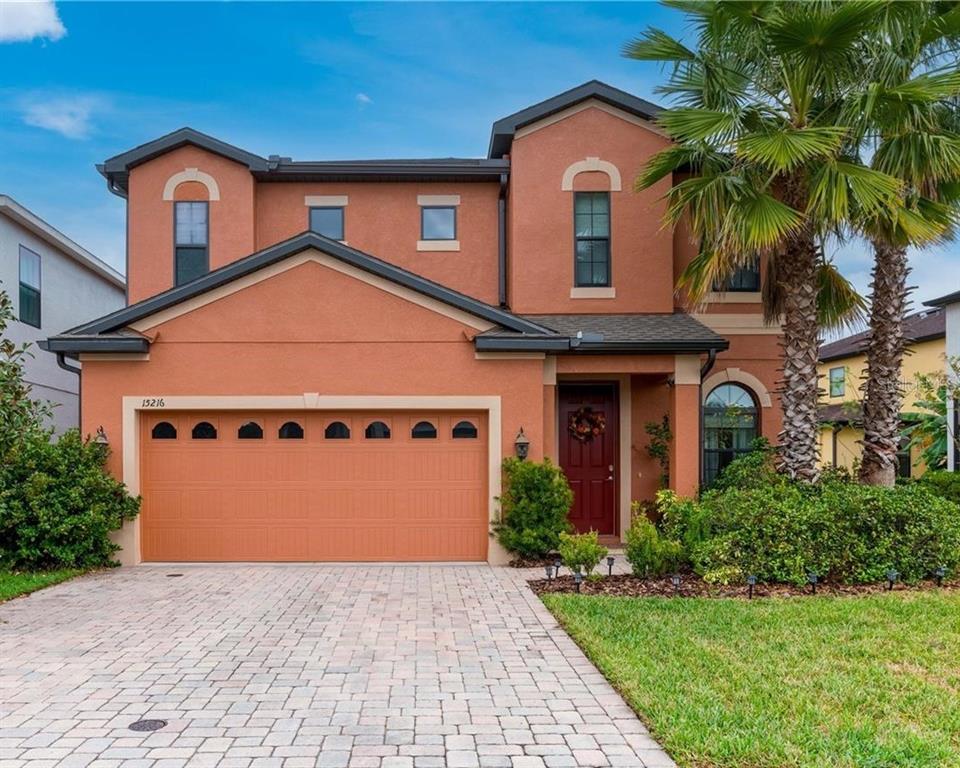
<box><xmin>141</xmin><ymin>398</ymin><xmax>165</xmax><ymax>408</ymax></box>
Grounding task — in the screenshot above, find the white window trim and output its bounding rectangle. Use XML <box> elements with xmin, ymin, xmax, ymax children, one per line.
<box><xmin>417</xmin><ymin>240</ymin><xmax>460</xmax><ymax>252</ymax></box>
<box><xmin>305</xmin><ymin>195</ymin><xmax>348</xmax><ymax>207</ymax></box>
<box><xmin>561</xmin><ymin>157</ymin><xmax>622</xmax><ymax>192</ymax></box>
<box><xmin>417</xmin><ymin>194</ymin><xmax>460</xmax><ymax>206</ymax></box>
<box><xmin>162</xmin><ymin>168</ymin><xmax>220</xmax><ymax>201</ymax></box>
<box><xmin>570</xmin><ymin>287</ymin><xmax>615</xmax><ymax>299</ymax></box>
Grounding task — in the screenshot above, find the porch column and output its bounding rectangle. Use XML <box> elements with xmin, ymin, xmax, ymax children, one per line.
<box><xmin>671</xmin><ymin>356</ymin><xmax>702</xmax><ymax>497</ymax></box>
<box><xmin>543</xmin><ymin>357</ymin><xmax>558</xmax><ymax>462</ymax></box>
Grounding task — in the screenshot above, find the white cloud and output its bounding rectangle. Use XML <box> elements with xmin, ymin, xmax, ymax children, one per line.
<box><xmin>20</xmin><ymin>94</ymin><xmax>101</xmax><ymax>139</ymax></box>
<box><xmin>0</xmin><ymin>1</ymin><xmax>66</xmax><ymax>43</ymax></box>
<box><xmin>355</xmin><ymin>92</ymin><xmax>372</xmax><ymax>105</ymax></box>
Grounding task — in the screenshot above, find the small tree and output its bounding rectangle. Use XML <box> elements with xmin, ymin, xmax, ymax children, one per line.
<box><xmin>902</xmin><ymin>357</ymin><xmax>960</xmax><ymax>470</ymax></box>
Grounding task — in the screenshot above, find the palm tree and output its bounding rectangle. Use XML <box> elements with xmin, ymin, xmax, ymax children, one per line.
<box><xmin>626</xmin><ymin>1</ymin><xmax>901</xmax><ymax>481</ymax></box>
<box><xmin>853</xmin><ymin>2</ymin><xmax>960</xmax><ymax>486</ymax></box>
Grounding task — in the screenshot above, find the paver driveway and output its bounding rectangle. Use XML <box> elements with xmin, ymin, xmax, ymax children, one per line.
<box><xmin>1</xmin><ymin>565</ymin><xmax>674</xmax><ymax>768</ymax></box>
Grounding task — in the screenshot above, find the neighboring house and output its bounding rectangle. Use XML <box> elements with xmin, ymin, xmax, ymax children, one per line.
<box><xmin>47</xmin><ymin>81</ymin><xmax>784</xmax><ymax>565</ymax></box>
<box><xmin>0</xmin><ymin>195</ymin><xmax>125</xmax><ymax>433</ymax></box>
<box><xmin>817</xmin><ymin>308</ymin><xmax>945</xmax><ymax>477</ymax></box>
<box><xmin>925</xmin><ymin>288</ymin><xmax>960</xmax><ymax>471</ymax></box>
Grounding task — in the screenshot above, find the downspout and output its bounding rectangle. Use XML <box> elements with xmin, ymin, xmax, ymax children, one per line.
<box><xmin>56</xmin><ymin>352</ymin><xmax>82</xmax><ymax>428</ymax></box>
<box><xmin>498</xmin><ymin>172</ymin><xmax>508</xmax><ymax>308</ymax></box>
<box><xmin>698</xmin><ymin>349</ymin><xmax>718</xmax><ymax>490</ymax></box>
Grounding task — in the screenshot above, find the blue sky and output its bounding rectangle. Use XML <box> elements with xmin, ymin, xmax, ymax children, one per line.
<box><xmin>1</xmin><ymin>1</ymin><xmax>956</xmax><ymax>314</ymax></box>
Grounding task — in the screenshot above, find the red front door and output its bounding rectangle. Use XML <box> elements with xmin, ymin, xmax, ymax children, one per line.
<box><xmin>559</xmin><ymin>384</ymin><xmax>618</xmax><ymax>535</ymax></box>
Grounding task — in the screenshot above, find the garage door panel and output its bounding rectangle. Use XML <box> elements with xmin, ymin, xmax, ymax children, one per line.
<box><xmin>141</xmin><ymin>410</ymin><xmax>487</xmax><ymax>562</ymax></box>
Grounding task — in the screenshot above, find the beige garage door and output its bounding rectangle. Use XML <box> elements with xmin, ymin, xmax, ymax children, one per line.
<box><xmin>140</xmin><ymin>411</ymin><xmax>488</xmax><ymax>561</ymax></box>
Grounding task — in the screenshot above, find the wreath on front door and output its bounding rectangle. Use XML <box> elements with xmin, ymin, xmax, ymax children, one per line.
<box><xmin>568</xmin><ymin>406</ymin><xmax>606</xmax><ymax>443</ymax></box>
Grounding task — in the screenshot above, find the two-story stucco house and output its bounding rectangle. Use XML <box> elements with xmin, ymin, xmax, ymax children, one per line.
<box><xmin>1</xmin><ymin>195</ymin><xmax>125</xmax><ymax>433</ymax></box>
<box><xmin>47</xmin><ymin>81</ymin><xmax>784</xmax><ymax>565</ymax></box>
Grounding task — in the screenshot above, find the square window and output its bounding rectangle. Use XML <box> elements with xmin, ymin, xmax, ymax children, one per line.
<box><xmin>829</xmin><ymin>367</ymin><xmax>845</xmax><ymax>398</ymax></box>
<box><xmin>421</xmin><ymin>206</ymin><xmax>456</xmax><ymax>240</ymax></box>
<box><xmin>309</xmin><ymin>207</ymin><xmax>345</xmax><ymax>240</ymax></box>
<box><xmin>18</xmin><ymin>246</ymin><xmax>40</xmax><ymax>328</ymax></box>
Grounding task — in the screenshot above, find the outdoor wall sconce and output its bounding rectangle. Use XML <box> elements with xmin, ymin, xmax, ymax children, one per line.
<box><xmin>93</xmin><ymin>426</ymin><xmax>109</xmax><ymax>446</ymax></box>
<box><xmin>514</xmin><ymin>427</ymin><xmax>530</xmax><ymax>460</ymax></box>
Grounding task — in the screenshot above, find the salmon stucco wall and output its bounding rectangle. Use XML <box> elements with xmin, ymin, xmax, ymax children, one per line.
<box><xmin>127</xmin><ymin>146</ymin><xmax>256</xmax><ymax>303</ymax></box>
<box><xmin>81</xmin><ymin>257</ymin><xmax>547</xmax><ymax>564</ymax></box>
<box><xmin>255</xmin><ymin>182</ymin><xmax>501</xmax><ymax>305</ymax></box>
<box><xmin>507</xmin><ymin>105</ymin><xmax>675</xmax><ymax>314</ymax></box>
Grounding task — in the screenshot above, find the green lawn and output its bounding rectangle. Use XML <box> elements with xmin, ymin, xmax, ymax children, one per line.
<box><xmin>0</xmin><ymin>569</ymin><xmax>83</xmax><ymax>602</ymax></box>
<box><xmin>543</xmin><ymin>592</ymin><xmax>960</xmax><ymax>768</ymax></box>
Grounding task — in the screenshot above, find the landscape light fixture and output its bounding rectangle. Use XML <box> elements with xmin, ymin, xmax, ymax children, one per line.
<box><xmin>607</xmin><ymin>556</ymin><xmax>615</xmax><ymax>576</ymax></box>
<box><xmin>514</xmin><ymin>428</ymin><xmax>530</xmax><ymax>460</ymax></box>
<box><xmin>545</xmin><ymin>564</ymin><xmax>554</xmax><ymax>581</ymax></box>
<box><xmin>573</xmin><ymin>572</ymin><xmax>583</xmax><ymax>593</ymax></box>
<box><xmin>671</xmin><ymin>574</ymin><xmax>681</xmax><ymax>595</ymax></box>
<box><xmin>886</xmin><ymin>569</ymin><xmax>899</xmax><ymax>591</ymax></box>
<box><xmin>554</xmin><ymin>557</ymin><xmax>562</xmax><ymax>577</ymax></box>
<box><xmin>807</xmin><ymin>571</ymin><xmax>819</xmax><ymax>595</ymax></box>
<box><xmin>747</xmin><ymin>574</ymin><xmax>757</xmax><ymax>600</ymax></box>
<box><xmin>935</xmin><ymin>566</ymin><xmax>947</xmax><ymax>587</ymax></box>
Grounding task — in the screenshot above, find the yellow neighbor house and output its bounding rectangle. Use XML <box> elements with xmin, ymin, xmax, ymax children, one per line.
<box><xmin>818</xmin><ymin>307</ymin><xmax>945</xmax><ymax>477</ymax></box>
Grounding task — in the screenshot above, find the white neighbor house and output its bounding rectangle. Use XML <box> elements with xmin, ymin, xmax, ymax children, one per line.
<box><xmin>0</xmin><ymin>195</ymin><xmax>125</xmax><ymax>433</ymax></box>
<box><xmin>926</xmin><ymin>288</ymin><xmax>960</xmax><ymax>471</ymax></box>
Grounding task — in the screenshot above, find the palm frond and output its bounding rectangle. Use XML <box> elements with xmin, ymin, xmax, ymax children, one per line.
<box><xmin>623</xmin><ymin>28</ymin><xmax>696</xmax><ymax>62</ymax></box>
<box><xmin>873</xmin><ymin>133</ymin><xmax>960</xmax><ymax>189</ymax></box>
<box><xmin>737</xmin><ymin>126</ymin><xmax>847</xmax><ymax>172</ymax></box>
<box><xmin>635</xmin><ymin>145</ymin><xmax>712</xmax><ymax>190</ymax></box>
<box><xmin>656</xmin><ymin>107</ymin><xmax>739</xmax><ymax>142</ymax></box>
<box><xmin>808</xmin><ymin>160</ymin><xmax>902</xmax><ymax>224</ymax></box>
<box><xmin>723</xmin><ymin>191</ymin><xmax>804</xmax><ymax>252</ymax></box>
<box><xmin>768</xmin><ymin>1</ymin><xmax>885</xmax><ymax>64</ymax></box>
<box><xmin>816</xmin><ymin>260</ymin><xmax>866</xmax><ymax>331</ymax></box>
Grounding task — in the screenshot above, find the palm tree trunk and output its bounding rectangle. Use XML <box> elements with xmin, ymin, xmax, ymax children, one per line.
<box><xmin>776</xmin><ymin>230</ymin><xmax>822</xmax><ymax>482</ymax></box>
<box><xmin>859</xmin><ymin>238</ymin><xmax>909</xmax><ymax>487</ymax></box>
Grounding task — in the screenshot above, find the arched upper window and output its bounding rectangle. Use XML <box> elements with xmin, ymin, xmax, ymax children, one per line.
<box><xmin>703</xmin><ymin>384</ymin><xmax>758</xmax><ymax>486</ymax></box>
<box><xmin>411</xmin><ymin>421</ymin><xmax>437</xmax><ymax>439</ymax></box>
<box><xmin>279</xmin><ymin>421</ymin><xmax>304</xmax><ymax>439</ymax></box>
<box><xmin>452</xmin><ymin>420</ymin><xmax>478</xmax><ymax>439</ymax></box>
<box><xmin>238</xmin><ymin>421</ymin><xmax>263</xmax><ymax>439</ymax></box>
<box><xmin>325</xmin><ymin>421</ymin><xmax>350</xmax><ymax>439</ymax></box>
<box><xmin>192</xmin><ymin>421</ymin><xmax>217</xmax><ymax>440</ymax></box>
<box><xmin>365</xmin><ymin>421</ymin><xmax>391</xmax><ymax>439</ymax></box>
<box><xmin>151</xmin><ymin>421</ymin><xmax>177</xmax><ymax>439</ymax></box>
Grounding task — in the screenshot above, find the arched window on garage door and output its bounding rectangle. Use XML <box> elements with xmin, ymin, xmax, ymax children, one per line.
<box><xmin>411</xmin><ymin>421</ymin><xmax>437</xmax><ymax>439</ymax></box>
<box><xmin>238</xmin><ymin>421</ymin><xmax>263</xmax><ymax>439</ymax></box>
<box><xmin>452</xmin><ymin>420</ymin><xmax>478</xmax><ymax>439</ymax></box>
<box><xmin>192</xmin><ymin>421</ymin><xmax>218</xmax><ymax>440</ymax></box>
<box><xmin>324</xmin><ymin>421</ymin><xmax>350</xmax><ymax>439</ymax></box>
<box><xmin>365</xmin><ymin>421</ymin><xmax>391</xmax><ymax>439</ymax></box>
<box><xmin>151</xmin><ymin>421</ymin><xmax>177</xmax><ymax>439</ymax></box>
<box><xmin>279</xmin><ymin>421</ymin><xmax>304</xmax><ymax>439</ymax></box>
<box><xmin>703</xmin><ymin>383</ymin><xmax>758</xmax><ymax>486</ymax></box>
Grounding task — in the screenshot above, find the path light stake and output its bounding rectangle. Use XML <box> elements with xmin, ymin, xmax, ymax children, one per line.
<box><xmin>544</xmin><ymin>564</ymin><xmax>554</xmax><ymax>582</ymax></box>
<box><xmin>935</xmin><ymin>566</ymin><xmax>947</xmax><ymax>587</ymax></box>
<box><xmin>607</xmin><ymin>556</ymin><xmax>615</xmax><ymax>577</ymax></box>
<box><xmin>807</xmin><ymin>571</ymin><xmax>818</xmax><ymax>595</ymax></box>
<box><xmin>671</xmin><ymin>574</ymin><xmax>681</xmax><ymax>596</ymax></box>
<box><xmin>886</xmin><ymin>569</ymin><xmax>899</xmax><ymax>591</ymax></box>
<box><xmin>747</xmin><ymin>574</ymin><xmax>757</xmax><ymax>600</ymax></box>
<box><xmin>554</xmin><ymin>558</ymin><xmax>562</xmax><ymax>578</ymax></box>
<box><xmin>573</xmin><ymin>572</ymin><xmax>583</xmax><ymax>593</ymax></box>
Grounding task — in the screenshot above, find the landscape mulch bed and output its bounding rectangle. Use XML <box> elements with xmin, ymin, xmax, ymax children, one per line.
<box><xmin>530</xmin><ymin>573</ymin><xmax>960</xmax><ymax>599</ymax></box>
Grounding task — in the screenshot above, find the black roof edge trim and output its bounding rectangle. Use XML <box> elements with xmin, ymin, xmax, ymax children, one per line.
<box><xmin>925</xmin><ymin>289</ymin><xmax>960</xmax><ymax>307</ymax></box>
<box><xmin>100</xmin><ymin>127</ymin><xmax>269</xmax><ymax>175</ymax></box>
<box><xmin>474</xmin><ymin>336</ymin><xmax>728</xmax><ymax>354</ymax></box>
<box><xmin>488</xmin><ymin>80</ymin><xmax>663</xmax><ymax>158</ymax></box>
<box><xmin>44</xmin><ymin>336</ymin><xmax>151</xmax><ymax>355</ymax></box>
<box><xmin>65</xmin><ymin>232</ymin><xmax>552</xmax><ymax>337</ymax></box>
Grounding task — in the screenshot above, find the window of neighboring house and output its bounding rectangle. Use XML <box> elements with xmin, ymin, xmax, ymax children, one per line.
<box><xmin>309</xmin><ymin>207</ymin><xmax>345</xmax><ymax>240</ymax></box>
<box><xmin>574</xmin><ymin>192</ymin><xmax>610</xmax><ymax>287</ymax></box>
<box><xmin>713</xmin><ymin>260</ymin><xmax>760</xmax><ymax>292</ymax></box>
<box><xmin>420</xmin><ymin>206</ymin><xmax>456</xmax><ymax>240</ymax></box>
<box><xmin>18</xmin><ymin>245</ymin><xmax>41</xmax><ymax>328</ymax></box>
<box><xmin>829</xmin><ymin>367</ymin><xmax>846</xmax><ymax>398</ymax></box>
<box><xmin>174</xmin><ymin>201</ymin><xmax>209</xmax><ymax>286</ymax></box>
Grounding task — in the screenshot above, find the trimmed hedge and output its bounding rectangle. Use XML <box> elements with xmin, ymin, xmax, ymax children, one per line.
<box><xmin>918</xmin><ymin>470</ymin><xmax>960</xmax><ymax>505</ymax></box>
<box><xmin>496</xmin><ymin>458</ymin><xmax>573</xmax><ymax>558</ymax></box>
<box><xmin>655</xmin><ymin>445</ymin><xmax>960</xmax><ymax>586</ymax></box>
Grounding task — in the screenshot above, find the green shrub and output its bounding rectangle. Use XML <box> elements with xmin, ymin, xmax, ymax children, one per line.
<box><xmin>558</xmin><ymin>530</ymin><xmax>608</xmax><ymax>575</ymax></box>
<box><xmin>0</xmin><ymin>429</ymin><xmax>140</xmax><ymax>569</ymax></box>
<box><xmin>495</xmin><ymin>457</ymin><xmax>573</xmax><ymax>558</ymax></box>
<box><xmin>663</xmin><ymin>469</ymin><xmax>960</xmax><ymax>586</ymax></box>
<box><xmin>624</xmin><ymin>515</ymin><xmax>683</xmax><ymax>577</ymax></box>
<box><xmin>918</xmin><ymin>470</ymin><xmax>960</xmax><ymax>505</ymax></box>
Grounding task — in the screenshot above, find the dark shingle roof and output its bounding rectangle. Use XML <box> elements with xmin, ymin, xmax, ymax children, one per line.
<box><xmin>819</xmin><ymin>308</ymin><xmax>945</xmax><ymax>362</ymax></box>
<box><xmin>476</xmin><ymin>313</ymin><xmax>728</xmax><ymax>354</ymax></box>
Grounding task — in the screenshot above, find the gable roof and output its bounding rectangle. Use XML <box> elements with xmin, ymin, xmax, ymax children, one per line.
<box><xmin>487</xmin><ymin>80</ymin><xmax>663</xmax><ymax>158</ymax></box>
<box><xmin>819</xmin><ymin>307</ymin><xmax>945</xmax><ymax>363</ymax></box>
<box><xmin>0</xmin><ymin>195</ymin><xmax>124</xmax><ymax>289</ymax></box>
<box><xmin>46</xmin><ymin>232</ymin><xmax>552</xmax><ymax>354</ymax></box>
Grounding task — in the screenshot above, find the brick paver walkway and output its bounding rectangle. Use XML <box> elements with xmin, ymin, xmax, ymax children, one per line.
<box><xmin>1</xmin><ymin>565</ymin><xmax>673</xmax><ymax>768</ymax></box>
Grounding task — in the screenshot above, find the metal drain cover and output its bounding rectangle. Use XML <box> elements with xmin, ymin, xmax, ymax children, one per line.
<box><xmin>129</xmin><ymin>719</ymin><xmax>167</xmax><ymax>732</ymax></box>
